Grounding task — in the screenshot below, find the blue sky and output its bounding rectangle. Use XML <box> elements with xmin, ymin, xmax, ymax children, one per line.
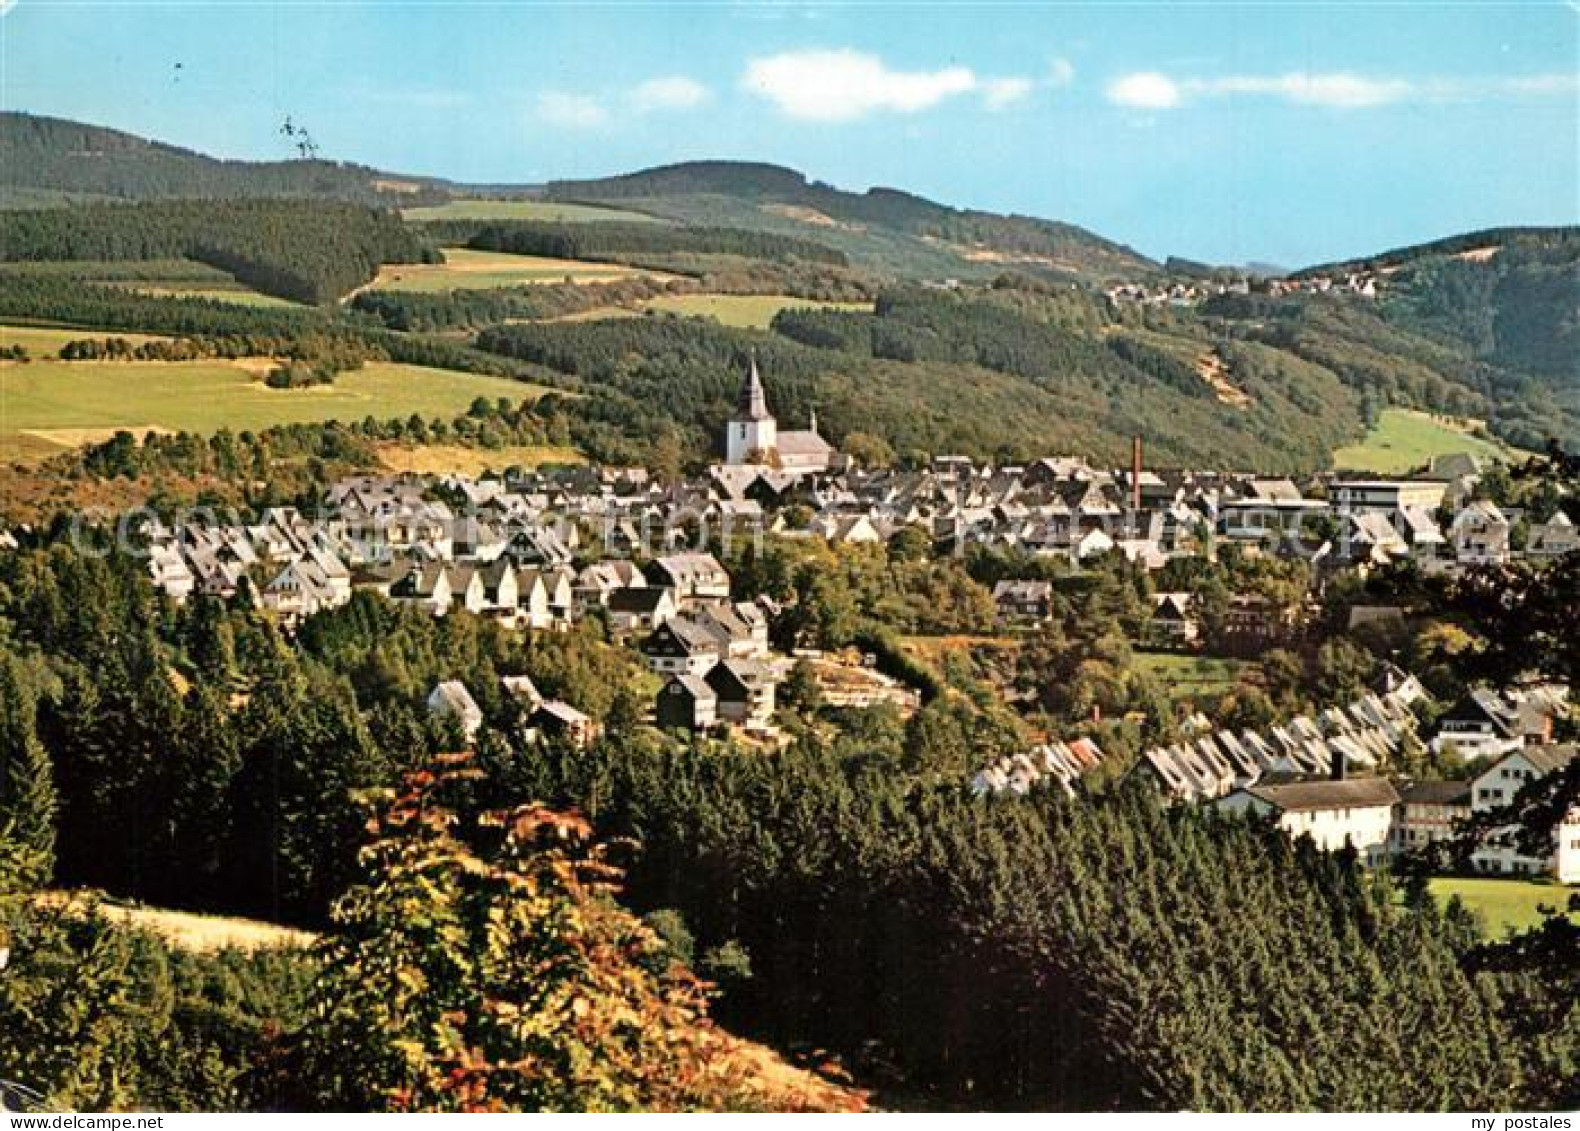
<box><xmin>1</xmin><ymin>1</ymin><xmax>1576</xmax><ymax>266</ymax></box>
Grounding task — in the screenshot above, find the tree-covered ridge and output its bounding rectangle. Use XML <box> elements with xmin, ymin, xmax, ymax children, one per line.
<box><xmin>1292</xmin><ymin>225</ymin><xmax>1579</xmax><ymax>277</ymax></box>
<box><xmin>543</xmin><ymin>160</ymin><xmax>1157</xmax><ymax>283</ymax></box>
<box><xmin>473</xmin><ymin>283</ymin><xmax>1358</xmax><ymax>471</ymax></box>
<box><xmin>0</xmin><ymin>200</ymin><xmax>435</xmax><ymax>304</ymax></box>
<box><xmin>0</xmin><ymin>112</ymin><xmax>447</xmax><ymax>206</ymax></box>
<box><xmin>416</xmin><ymin>218</ymin><xmax>849</xmax><ymax>267</ymax></box>
<box><xmin>1203</xmin><ymin>271</ymin><xmax>1579</xmax><ymax>450</ymax></box>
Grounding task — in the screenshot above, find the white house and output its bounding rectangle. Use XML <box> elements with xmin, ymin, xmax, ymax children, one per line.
<box><xmin>1468</xmin><ymin>744</ymin><xmax>1578</xmax><ymax>879</ymax></box>
<box><xmin>1215</xmin><ymin>777</ymin><xmax>1401</xmax><ymax>865</ymax></box>
<box><xmin>427</xmin><ymin>680</ymin><xmax>484</xmax><ymax>744</ymax></box>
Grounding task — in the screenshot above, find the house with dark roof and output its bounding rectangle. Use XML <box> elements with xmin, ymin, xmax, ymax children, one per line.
<box><xmin>1431</xmin><ymin>687</ymin><xmax>1524</xmax><ymax>760</ymax></box>
<box><xmin>607</xmin><ymin>586</ymin><xmax>679</xmax><ymax>634</ymax></box>
<box><xmin>642</xmin><ymin>615</ymin><xmax>726</xmax><ymax>676</ymax></box>
<box><xmin>705</xmin><ymin>659</ymin><xmax>778</xmax><ymax>730</ymax></box>
<box><xmin>1390</xmin><ymin>779</ymin><xmax>1471</xmax><ymax>856</ymax></box>
<box><xmin>1216</xmin><ymin>777</ymin><xmax>1401</xmax><ymax>864</ymax></box>
<box><xmin>656</xmin><ymin>674</ymin><xmax>719</xmax><ymax>731</ymax></box>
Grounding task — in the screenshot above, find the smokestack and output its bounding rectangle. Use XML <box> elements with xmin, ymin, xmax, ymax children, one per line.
<box><xmin>1131</xmin><ymin>435</ymin><xmax>1143</xmax><ymax>515</ymax></box>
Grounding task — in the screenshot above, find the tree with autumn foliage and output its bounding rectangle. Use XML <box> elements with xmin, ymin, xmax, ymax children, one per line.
<box><xmin>296</xmin><ymin>756</ymin><xmax>863</xmax><ymax>1113</ymax></box>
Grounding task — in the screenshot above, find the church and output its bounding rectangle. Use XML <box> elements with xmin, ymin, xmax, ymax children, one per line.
<box><xmin>723</xmin><ymin>356</ymin><xmax>835</xmax><ymax>476</ymax></box>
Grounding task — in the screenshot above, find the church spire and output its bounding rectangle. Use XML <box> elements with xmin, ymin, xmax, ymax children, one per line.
<box><xmin>736</xmin><ymin>353</ymin><xmax>772</xmax><ymax>421</ymax></box>
<box><xmin>809</xmin><ymin>405</ymin><xmax>819</xmax><ymax>435</ymax></box>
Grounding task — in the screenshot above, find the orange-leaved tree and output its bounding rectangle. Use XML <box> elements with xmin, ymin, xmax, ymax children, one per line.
<box><xmin>297</xmin><ymin>754</ymin><xmax>863</xmax><ymax>1113</ymax></box>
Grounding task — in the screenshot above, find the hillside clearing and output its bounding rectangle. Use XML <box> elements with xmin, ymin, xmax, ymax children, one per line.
<box><xmin>102</xmin><ymin>903</ymin><xmax>318</xmax><ymax>952</ymax></box>
<box><xmin>1429</xmin><ymin>877</ymin><xmax>1576</xmax><ymax>937</ymax></box>
<box><xmin>364</xmin><ymin>248</ymin><xmax>674</xmax><ymax>293</ymax></box>
<box><xmin>1134</xmin><ymin>652</ymin><xmax>1250</xmax><ymax>703</ymax></box>
<box><xmin>0</xmin><ymin>358</ymin><xmax>544</xmax><ymax>460</ymax></box>
<box><xmin>642</xmin><ymin>293</ymin><xmax>873</xmax><ymax>329</ymax></box>
<box><xmin>1331</xmin><ymin>408</ymin><xmax>1519</xmax><ymax>474</ymax></box>
<box><xmin>377</xmin><ymin>441</ymin><xmax>585</xmax><ymax>475</ymax></box>
<box><xmin>402</xmin><ymin>198</ymin><xmax>663</xmax><ymax>223</ymax></box>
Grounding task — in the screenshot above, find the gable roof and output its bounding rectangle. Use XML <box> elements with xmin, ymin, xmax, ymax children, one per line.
<box><xmin>1242</xmin><ymin>777</ymin><xmax>1400</xmax><ymax>812</ymax></box>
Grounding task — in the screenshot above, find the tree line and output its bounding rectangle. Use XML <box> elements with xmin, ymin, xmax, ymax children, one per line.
<box><xmin>0</xmin><ymin>200</ymin><xmax>435</xmax><ymax>303</ymax></box>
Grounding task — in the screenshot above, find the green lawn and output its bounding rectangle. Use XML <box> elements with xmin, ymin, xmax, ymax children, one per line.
<box><xmin>1429</xmin><ymin>877</ymin><xmax>1576</xmax><ymax>937</ymax></box>
<box><xmin>1134</xmin><ymin>652</ymin><xmax>1249</xmax><ymax>698</ymax></box>
<box><xmin>0</xmin><ymin>358</ymin><xmax>545</xmax><ymax>460</ymax></box>
<box><xmin>641</xmin><ymin>293</ymin><xmax>873</xmax><ymax>329</ymax></box>
<box><xmin>402</xmin><ymin>199</ymin><xmax>662</xmax><ymax>223</ymax></box>
<box><xmin>363</xmin><ymin>247</ymin><xmax>665</xmax><ymax>293</ymax></box>
<box><xmin>1331</xmin><ymin>408</ymin><xmax>1519</xmax><ymax>474</ymax></box>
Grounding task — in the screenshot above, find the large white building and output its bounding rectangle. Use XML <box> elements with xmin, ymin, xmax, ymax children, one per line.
<box><xmin>723</xmin><ymin>357</ymin><xmax>833</xmax><ymax>475</ymax></box>
<box><xmin>1215</xmin><ymin>777</ymin><xmax>1401</xmax><ymax>865</ymax></box>
<box><xmin>1468</xmin><ymin>744</ymin><xmax>1578</xmax><ymax>880</ymax></box>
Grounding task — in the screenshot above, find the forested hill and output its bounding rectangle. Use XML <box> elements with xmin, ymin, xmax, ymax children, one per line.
<box><xmin>1285</xmin><ymin>228</ymin><xmax>1579</xmax><ymax>445</ymax></box>
<box><xmin>543</xmin><ymin>160</ymin><xmax>1158</xmax><ymax>283</ymax></box>
<box><xmin>0</xmin><ymin>112</ymin><xmax>449</xmax><ymax>207</ymax></box>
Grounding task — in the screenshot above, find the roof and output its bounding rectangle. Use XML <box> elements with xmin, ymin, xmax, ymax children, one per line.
<box><xmin>1396</xmin><ymin>778</ymin><xmax>1471</xmax><ymax>806</ymax></box>
<box><xmin>665</xmin><ymin>674</ymin><xmax>718</xmax><ymax>703</ymax></box>
<box><xmin>735</xmin><ymin>356</ymin><xmax>772</xmax><ymax>422</ymax></box>
<box><xmin>1519</xmin><ymin>743</ymin><xmax>1578</xmax><ymax>776</ymax></box>
<box><xmin>534</xmin><ymin>700</ymin><xmax>591</xmax><ymax>726</ymax></box>
<box><xmin>608</xmin><ymin>586</ymin><xmax>674</xmax><ymax>614</ymax></box>
<box><xmin>1241</xmin><ymin>777</ymin><xmax>1400</xmax><ymax>812</ymax></box>
<box><xmin>776</xmin><ymin>430</ymin><xmax>833</xmax><ymax>457</ymax></box>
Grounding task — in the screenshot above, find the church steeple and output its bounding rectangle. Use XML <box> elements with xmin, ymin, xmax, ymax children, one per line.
<box><xmin>725</xmin><ymin>354</ymin><xmax>777</xmax><ymax>465</ymax></box>
<box><xmin>808</xmin><ymin>405</ymin><xmax>819</xmax><ymax>435</ymax></box>
<box><xmin>737</xmin><ymin>353</ymin><xmax>772</xmax><ymax>422</ymax></box>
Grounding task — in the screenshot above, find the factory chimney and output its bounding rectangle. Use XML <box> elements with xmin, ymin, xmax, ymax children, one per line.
<box><xmin>1131</xmin><ymin>435</ymin><xmax>1143</xmax><ymax>515</ymax></box>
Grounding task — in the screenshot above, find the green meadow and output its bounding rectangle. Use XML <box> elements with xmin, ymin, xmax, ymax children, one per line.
<box><xmin>0</xmin><ymin>357</ymin><xmax>543</xmax><ymax>461</ymax></box>
<box><xmin>1331</xmin><ymin>408</ymin><xmax>1519</xmax><ymax>474</ymax></box>
<box><xmin>641</xmin><ymin>293</ymin><xmax>873</xmax><ymax>329</ymax></box>
<box><xmin>363</xmin><ymin>247</ymin><xmax>665</xmax><ymax>293</ymax></box>
<box><xmin>1429</xmin><ymin>877</ymin><xmax>1576</xmax><ymax>937</ymax></box>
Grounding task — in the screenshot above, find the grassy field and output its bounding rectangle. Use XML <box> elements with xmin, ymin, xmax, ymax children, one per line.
<box><xmin>0</xmin><ymin>323</ymin><xmax>171</xmax><ymax>354</ymax></box>
<box><xmin>364</xmin><ymin>247</ymin><xmax>668</xmax><ymax>293</ymax></box>
<box><xmin>1429</xmin><ymin>877</ymin><xmax>1577</xmax><ymax>937</ymax></box>
<box><xmin>1331</xmin><ymin>408</ymin><xmax>1519</xmax><ymax>474</ymax></box>
<box><xmin>0</xmin><ymin>357</ymin><xmax>544</xmax><ymax>460</ymax></box>
<box><xmin>377</xmin><ymin>442</ymin><xmax>585</xmax><ymax>475</ymax></box>
<box><xmin>402</xmin><ymin>198</ymin><xmax>662</xmax><ymax>223</ymax></box>
<box><xmin>125</xmin><ymin>285</ymin><xmax>301</xmax><ymax>308</ymax></box>
<box><xmin>1134</xmin><ymin>652</ymin><xmax>1250</xmax><ymax>699</ymax></box>
<box><xmin>642</xmin><ymin>293</ymin><xmax>873</xmax><ymax>329</ymax></box>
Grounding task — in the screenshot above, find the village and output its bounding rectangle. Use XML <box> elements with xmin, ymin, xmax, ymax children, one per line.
<box><xmin>28</xmin><ymin>358</ymin><xmax>1569</xmax><ymax>888</ymax></box>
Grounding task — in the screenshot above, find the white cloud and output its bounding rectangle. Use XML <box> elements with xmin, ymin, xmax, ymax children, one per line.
<box><xmin>1106</xmin><ymin>71</ymin><xmax>1182</xmax><ymax>110</ymax></box>
<box><xmin>535</xmin><ymin>91</ymin><xmax>609</xmax><ymax>129</ymax></box>
<box><xmin>1504</xmin><ymin>72</ymin><xmax>1580</xmax><ymax>96</ymax></box>
<box><xmin>630</xmin><ymin>75</ymin><xmax>710</xmax><ymax>113</ymax></box>
<box><xmin>1107</xmin><ymin>68</ymin><xmax>1580</xmax><ymax>111</ymax></box>
<box><xmin>1048</xmin><ymin>57</ymin><xmax>1076</xmax><ymax>88</ymax></box>
<box><xmin>1201</xmin><ymin>72</ymin><xmax>1411</xmax><ymax>108</ymax></box>
<box><xmin>743</xmin><ymin>49</ymin><xmax>981</xmax><ymax>121</ymax></box>
<box><xmin>982</xmin><ymin>76</ymin><xmax>1034</xmax><ymax>110</ymax></box>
